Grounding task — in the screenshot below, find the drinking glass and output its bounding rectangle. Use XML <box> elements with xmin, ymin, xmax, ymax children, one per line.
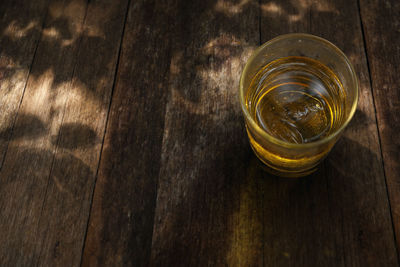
<box><xmin>239</xmin><ymin>33</ymin><xmax>359</xmax><ymax>177</ymax></box>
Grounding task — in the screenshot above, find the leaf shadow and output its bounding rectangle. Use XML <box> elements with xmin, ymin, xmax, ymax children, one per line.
<box><xmin>0</xmin><ymin>113</ymin><xmax>46</xmax><ymax>141</ymax></box>
<box><xmin>52</xmin><ymin>122</ymin><xmax>99</xmax><ymax>150</ymax></box>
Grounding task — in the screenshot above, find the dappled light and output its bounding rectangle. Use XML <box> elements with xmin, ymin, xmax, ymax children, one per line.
<box><xmin>0</xmin><ymin>0</ymin><xmax>128</xmax><ymax>263</ymax></box>
<box><xmin>0</xmin><ymin>0</ymin><xmax>398</xmax><ymax>266</ymax></box>
<box><xmin>48</xmin><ymin>0</ymin><xmax>86</xmax><ymax>46</ymax></box>
<box><xmin>168</xmin><ymin>35</ymin><xmax>256</xmax><ymax>119</ymax></box>
<box><xmin>3</xmin><ymin>20</ymin><xmax>39</xmax><ymax>40</ymax></box>
<box><xmin>23</xmin><ymin>69</ymin><xmax>55</xmax><ymax>116</ymax></box>
<box><xmin>261</xmin><ymin>2</ymin><xmax>283</xmax><ymax>14</ymax></box>
<box><xmin>2</xmin><ymin>0</ymin><xmax>99</xmax><ymax>47</ymax></box>
<box><xmin>314</xmin><ymin>0</ymin><xmax>338</xmax><ymax>13</ymax></box>
<box><xmin>0</xmin><ymin>0</ymin><xmax>109</xmax><ymax>94</ymax></box>
<box><xmin>0</xmin><ymin>0</ymin><xmax>121</xmax><ymax>166</ymax></box>
<box><xmin>0</xmin><ymin>59</ymin><xmax>27</xmax><ymax>96</ymax></box>
<box><xmin>42</xmin><ymin>27</ymin><xmax>61</xmax><ymax>38</ymax></box>
<box><xmin>213</xmin><ymin>0</ymin><xmax>339</xmax><ymax>22</ymax></box>
<box><xmin>261</xmin><ymin>0</ymin><xmax>338</xmax><ymax>22</ymax></box>
<box><xmin>215</xmin><ymin>0</ymin><xmax>251</xmax><ymax>16</ymax></box>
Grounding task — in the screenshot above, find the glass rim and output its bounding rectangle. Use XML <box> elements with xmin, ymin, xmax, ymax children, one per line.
<box><xmin>239</xmin><ymin>33</ymin><xmax>359</xmax><ymax>149</ymax></box>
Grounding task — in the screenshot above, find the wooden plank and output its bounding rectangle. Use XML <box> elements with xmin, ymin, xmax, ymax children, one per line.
<box><xmin>0</xmin><ymin>0</ymin><xmax>88</xmax><ymax>264</ymax></box>
<box><xmin>359</xmin><ymin>0</ymin><xmax>400</xmax><ymax>256</ymax></box>
<box><xmin>260</xmin><ymin>0</ymin><xmax>398</xmax><ymax>266</ymax></box>
<box><xmin>149</xmin><ymin>0</ymin><xmax>260</xmax><ymax>266</ymax></box>
<box><xmin>0</xmin><ymin>0</ymin><xmax>126</xmax><ymax>265</ymax></box>
<box><xmin>0</xmin><ymin>4</ymin><xmax>83</xmax><ymax>264</ymax></box>
<box><xmin>0</xmin><ymin>0</ymin><xmax>49</xmax><ymax>168</ymax></box>
<box><xmin>81</xmin><ymin>0</ymin><xmax>177</xmax><ymax>266</ymax></box>
<box><xmin>33</xmin><ymin>0</ymin><xmax>129</xmax><ymax>266</ymax></box>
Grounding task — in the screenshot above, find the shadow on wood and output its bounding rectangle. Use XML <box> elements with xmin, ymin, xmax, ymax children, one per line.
<box><xmin>0</xmin><ymin>113</ymin><xmax>46</xmax><ymax>141</ymax></box>
<box><xmin>52</xmin><ymin>122</ymin><xmax>99</xmax><ymax>150</ymax></box>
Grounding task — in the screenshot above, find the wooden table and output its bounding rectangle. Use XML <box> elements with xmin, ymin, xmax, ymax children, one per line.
<box><xmin>0</xmin><ymin>0</ymin><xmax>399</xmax><ymax>266</ymax></box>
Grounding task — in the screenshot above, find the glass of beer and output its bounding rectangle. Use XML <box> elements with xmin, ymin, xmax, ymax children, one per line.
<box><xmin>239</xmin><ymin>33</ymin><xmax>359</xmax><ymax>177</ymax></box>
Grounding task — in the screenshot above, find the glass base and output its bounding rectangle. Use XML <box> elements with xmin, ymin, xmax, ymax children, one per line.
<box><xmin>253</xmin><ymin>152</ymin><xmax>318</xmax><ymax>178</ymax></box>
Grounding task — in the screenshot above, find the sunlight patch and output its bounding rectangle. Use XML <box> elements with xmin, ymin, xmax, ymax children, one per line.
<box><xmin>3</xmin><ymin>21</ymin><xmax>38</xmax><ymax>40</ymax></box>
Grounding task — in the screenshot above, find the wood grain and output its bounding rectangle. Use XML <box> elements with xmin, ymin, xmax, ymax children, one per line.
<box><xmin>34</xmin><ymin>1</ymin><xmax>129</xmax><ymax>265</ymax></box>
<box><xmin>149</xmin><ymin>0</ymin><xmax>260</xmax><ymax>266</ymax></box>
<box><xmin>0</xmin><ymin>0</ymin><xmax>127</xmax><ymax>265</ymax></box>
<box><xmin>0</xmin><ymin>0</ymin><xmax>88</xmax><ymax>264</ymax></box>
<box><xmin>259</xmin><ymin>0</ymin><xmax>398</xmax><ymax>266</ymax></box>
<box><xmin>359</xmin><ymin>0</ymin><xmax>400</xmax><ymax>256</ymax></box>
<box><xmin>0</xmin><ymin>0</ymin><xmax>398</xmax><ymax>266</ymax></box>
<box><xmin>81</xmin><ymin>0</ymin><xmax>176</xmax><ymax>266</ymax></box>
<box><xmin>0</xmin><ymin>0</ymin><xmax>49</xmax><ymax>168</ymax></box>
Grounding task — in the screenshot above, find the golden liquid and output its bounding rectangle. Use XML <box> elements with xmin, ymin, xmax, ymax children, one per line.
<box><xmin>246</xmin><ymin>56</ymin><xmax>346</xmax><ymax>144</ymax></box>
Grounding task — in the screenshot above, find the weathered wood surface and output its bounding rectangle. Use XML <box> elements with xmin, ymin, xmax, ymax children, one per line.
<box><xmin>0</xmin><ymin>0</ymin><xmax>128</xmax><ymax>265</ymax></box>
<box><xmin>149</xmin><ymin>0</ymin><xmax>259</xmax><ymax>266</ymax></box>
<box><xmin>0</xmin><ymin>0</ymin><xmax>399</xmax><ymax>266</ymax></box>
<box><xmin>82</xmin><ymin>0</ymin><xmax>174</xmax><ymax>266</ymax></box>
<box><xmin>0</xmin><ymin>0</ymin><xmax>49</xmax><ymax>168</ymax></box>
<box><xmin>359</xmin><ymin>0</ymin><xmax>400</xmax><ymax>256</ymax></box>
